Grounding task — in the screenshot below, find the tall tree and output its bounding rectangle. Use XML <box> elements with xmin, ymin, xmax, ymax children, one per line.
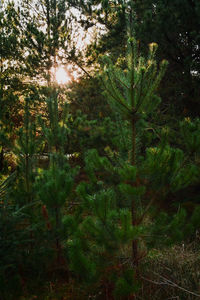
<box><xmin>16</xmin><ymin>0</ymin><xmax>73</xmax><ymax>85</ymax></box>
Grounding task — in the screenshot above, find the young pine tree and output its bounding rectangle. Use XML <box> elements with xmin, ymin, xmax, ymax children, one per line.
<box><xmin>100</xmin><ymin>13</ymin><xmax>200</xmax><ymax>298</ymax></box>
<box><xmin>35</xmin><ymin>90</ymin><xmax>79</xmax><ymax>269</ymax></box>
<box><xmin>102</xmin><ymin>17</ymin><xmax>168</xmax><ymax>273</ymax></box>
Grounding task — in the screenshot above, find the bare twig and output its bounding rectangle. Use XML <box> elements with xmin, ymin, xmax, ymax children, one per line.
<box><xmin>151</xmin><ymin>272</ymin><xmax>200</xmax><ymax>298</ymax></box>
<box><xmin>140</xmin><ymin>275</ymin><xmax>167</xmax><ymax>286</ymax></box>
<box><xmin>70</xmin><ymin>59</ymin><xmax>92</xmax><ymax>78</ymax></box>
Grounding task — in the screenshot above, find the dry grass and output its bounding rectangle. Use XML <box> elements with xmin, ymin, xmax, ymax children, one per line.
<box><xmin>139</xmin><ymin>241</ymin><xmax>200</xmax><ymax>299</ymax></box>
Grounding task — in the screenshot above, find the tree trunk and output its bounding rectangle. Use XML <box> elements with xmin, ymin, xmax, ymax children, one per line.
<box><xmin>0</xmin><ymin>148</ymin><xmax>4</xmax><ymax>172</ymax></box>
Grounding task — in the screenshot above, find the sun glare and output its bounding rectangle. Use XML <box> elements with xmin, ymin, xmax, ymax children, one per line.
<box><xmin>55</xmin><ymin>67</ymin><xmax>70</xmax><ymax>84</ymax></box>
<box><xmin>51</xmin><ymin>65</ymin><xmax>80</xmax><ymax>85</ymax></box>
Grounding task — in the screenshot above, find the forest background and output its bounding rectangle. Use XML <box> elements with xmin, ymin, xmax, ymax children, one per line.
<box><xmin>1</xmin><ymin>0</ymin><xmax>200</xmax><ymax>299</ymax></box>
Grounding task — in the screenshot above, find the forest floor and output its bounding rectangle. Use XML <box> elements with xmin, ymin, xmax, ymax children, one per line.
<box><xmin>18</xmin><ymin>242</ymin><xmax>200</xmax><ymax>300</ymax></box>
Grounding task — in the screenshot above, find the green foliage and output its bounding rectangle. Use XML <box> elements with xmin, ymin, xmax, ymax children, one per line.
<box><xmin>12</xmin><ymin>99</ymin><xmax>40</xmax><ymax>205</ymax></box>
<box><xmin>0</xmin><ymin>180</ymin><xmax>41</xmax><ymax>299</ymax></box>
<box><xmin>35</xmin><ymin>161</ymin><xmax>76</xmax><ymax>208</ymax></box>
<box><xmin>68</xmin><ymin>237</ymin><xmax>97</xmax><ymax>282</ymax></box>
<box><xmin>118</xmin><ymin>164</ymin><xmax>137</xmax><ymax>181</ymax></box>
<box><xmin>149</xmin><ymin>205</ymin><xmax>200</xmax><ymax>248</ymax></box>
<box><xmin>102</xmin><ymin>40</ymin><xmax>168</xmax><ymax>120</ymax></box>
<box><xmin>70</xmin><ymin>148</ymin><xmax>146</xmax><ymax>297</ymax></box>
<box><xmin>38</xmin><ymin>93</ymin><xmax>70</xmax><ymax>153</ymax></box>
<box><xmin>180</xmin><ymin>118</ymin><xmax>200</xmax><ymax>155</ymax></box>
<box><xmin>114</xmin><ymin>269</ymin><xmax>139</xmax><ymax>298</ymax></box>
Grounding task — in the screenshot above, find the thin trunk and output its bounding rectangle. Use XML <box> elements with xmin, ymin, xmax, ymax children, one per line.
<box><xmin>0</xmin><ymin>148</ymin><xmax>4</xmax><ymax>172</ymax></box>
<box><xmin>25</xmin><ymin>119</ymin><xmax>30</xmax><ymax>201</ymax></box>
<box><xmin>46</xmin><ymin>0</ymin><xmax>51</xmax><ymax>86</ymax></box>
<box><xmin>129</xmin><ymin>5</ymin><xmax>140</xmax><ymax>291</ymax></box>
<box><xmin>25</xmin><ymin>153</ymin><xmax>30</xmax><ymax>197</ymax></box>
<box><xmin>55</xmin><ymin>205</ymin><xmax>62</xmax><ymax>267</ymax></box>
<box><xmin>130</xmin><ymin>31</ymin><xmax>138</xmax><ymax>275</ymax></box>
<box><xmin>131</xmin><ymin>117</ymin><xmax>139</xmax><ymax>278</ymax></box>
<box><xmin>131</xmin><ymin>116</ymin><xmax>136</xmax><ymax>166</ymax></box>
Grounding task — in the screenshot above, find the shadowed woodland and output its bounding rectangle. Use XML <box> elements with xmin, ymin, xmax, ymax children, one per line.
<box><xmin>1</xmin><ymin>0</ymin><xmax>200</xmax><ymax>299</ymax></box>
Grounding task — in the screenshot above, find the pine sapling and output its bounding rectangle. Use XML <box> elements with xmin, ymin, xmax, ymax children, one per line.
<box><xmin>102</xmin><ymin>16</ymin><xmax>168</xmax><ymax>279</ymax></box>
